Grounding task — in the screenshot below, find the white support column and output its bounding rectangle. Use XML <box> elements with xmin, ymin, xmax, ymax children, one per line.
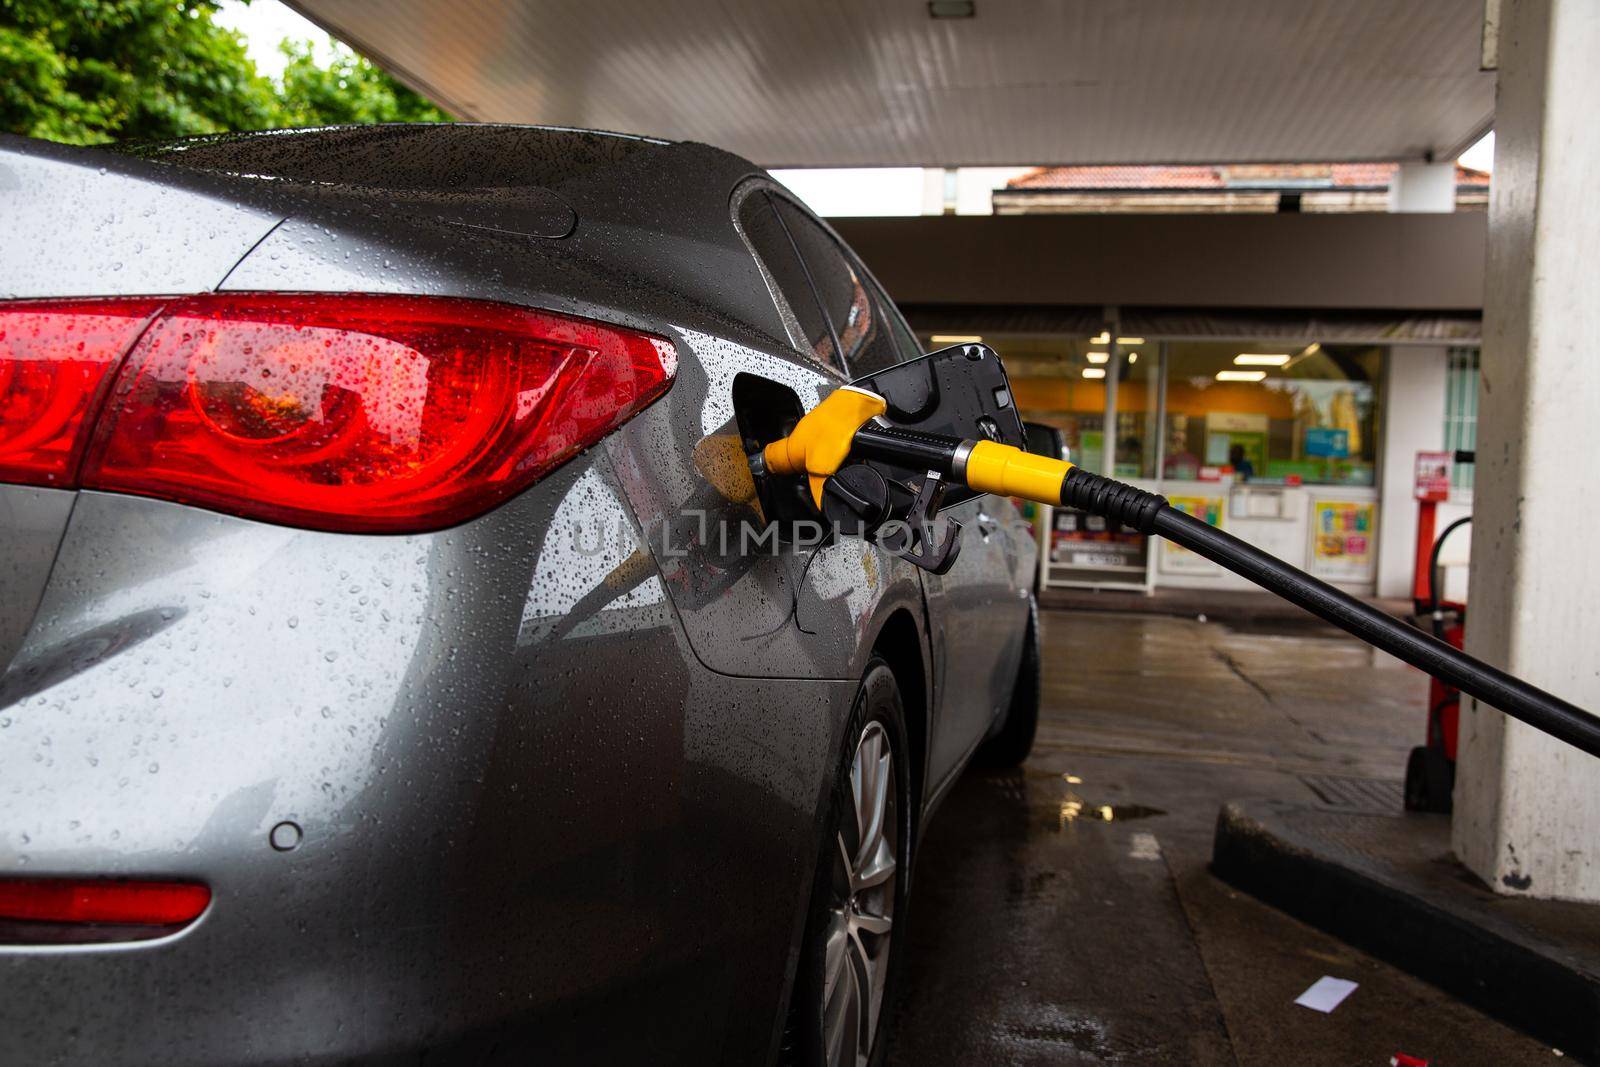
<box><xmin>1376</xmin><ymin>346</ymin><xmax>1449</xmax><ymax>599</ymax></box>
<box><xmin>1453</xmin><ymin>0</ymin><xmax>1600</xmax><ymax>901</ymax></box>
<box><xmin>954</xmin><ymin>167</ymin><xmax>1037</xmax><ymax>215</ymax></box>
<box><xmin>920</xmin><ymin>168</ymin><xmax>949</xmax><ymax>215</ymax></box>
<box><xmin>1389</xmin><ymin>162</ymin><xmax>1457</xmax><ymax>212</ymax></box>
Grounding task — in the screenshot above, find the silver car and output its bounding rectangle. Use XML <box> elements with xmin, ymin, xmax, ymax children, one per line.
<box><xmin>0</xmin><ymin>124</ymin><xmax>1038</xmax><ymax>1066</ymax></box>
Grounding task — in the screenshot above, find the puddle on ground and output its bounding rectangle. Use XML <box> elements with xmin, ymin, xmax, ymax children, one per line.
<box><xmin>1055</xmin><ymin>793</ymin><xmax>1167</xmax><ymax>827</ymax></box>
<box><xmin>1004</xmin><ymin>770</ymin><xmax>1168</xmax><ymax>828</ymax></box>
<box><xmin>1050</xmin><ymin>772</ymin><xmax>1166</xmax><ymax>828</ymax></box>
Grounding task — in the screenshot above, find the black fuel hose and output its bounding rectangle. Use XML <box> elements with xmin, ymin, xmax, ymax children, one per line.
<box><xmin>1057</xmin><ymin>466</ymin><xmax>1600</xmax><ymax>759</ymax></box>
<box><xmin>1425</xmin><ymin>516</ymin><xmax>1473</xmax><ymax>619</ymax></box>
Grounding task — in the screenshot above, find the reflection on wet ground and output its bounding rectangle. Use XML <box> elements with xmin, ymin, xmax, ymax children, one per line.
<box><xmin>888</xmin><ymin>610</ymin><xmax>1555</xmax><ymax>1066</ymax></box>
<box><xmin>1053</xmin><ymin>783</ymin><xmax>1167</xmax><ymax>826</ymax></box>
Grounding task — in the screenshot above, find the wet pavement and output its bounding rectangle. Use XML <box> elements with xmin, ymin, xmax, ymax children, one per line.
<box><xmin>889</xmin><ymin>609</ymin><xmax>1562</xmax><ymax>1066</ymax></box>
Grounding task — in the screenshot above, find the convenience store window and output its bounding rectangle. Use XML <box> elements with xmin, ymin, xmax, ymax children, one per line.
<box><xmin>920</xmin><ymin>333</ymin><xmax>1384</xmax><ymax>488</ymax></box>
<box><xmin>1164</xmin><ymin>342</ymin><xmax>1382</xmax><ymax>486</ymax></box>
<box><xmin>915</xmin><ymin>328</ymin><xmax>1388</xmax><ymax>591</ymax></box>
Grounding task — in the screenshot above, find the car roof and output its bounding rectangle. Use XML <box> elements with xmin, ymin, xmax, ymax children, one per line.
<box><xmin>118</xmin><ymin>123</ymin><xmax>674</xmax><ymax>192</ymax></box>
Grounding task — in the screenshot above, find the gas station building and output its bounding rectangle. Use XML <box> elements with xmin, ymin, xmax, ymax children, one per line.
<box><xmin>286</xmin><ymin>0</ymin><xmax>1598</xmax><ymax>904</ymax></box>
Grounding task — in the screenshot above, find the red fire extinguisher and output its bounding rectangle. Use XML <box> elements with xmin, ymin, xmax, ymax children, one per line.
<box><xmin>1404</xmin><ymin>450</ymin><xmax>1473</xmax><ymax>813</ymax></box>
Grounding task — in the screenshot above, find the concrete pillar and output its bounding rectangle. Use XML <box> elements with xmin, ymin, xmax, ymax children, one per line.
<box><xmin>1388</xmin><ymin>161</ymin><xmax>1457</xmax><ymax>212</ymax></box>
<box><xmin>1452</xmin><ymin>0</ymin><xmax>1600</xmax><ymax>901</ymax></box>
<box><xmin>1375</xmin><ymin>346</ymin><xmax>1449</xmax><ymax>599</ymax></box>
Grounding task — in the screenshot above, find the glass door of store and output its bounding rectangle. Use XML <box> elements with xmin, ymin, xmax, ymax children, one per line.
<box><xmin>1042</xmin><ymin>330</ymin><xmax>1159</xmax><ymax>588</ymax></box>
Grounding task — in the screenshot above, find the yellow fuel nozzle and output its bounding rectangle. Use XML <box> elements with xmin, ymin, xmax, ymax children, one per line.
<box><xmin>762</xmin><ymin>386</ymin><xmax>888</xmax><ymax>508</ymax></box>
<box><xmin>961</xmin><ymin>440</ymin><xmax>1074</xmax><ymax>503</ymax></box>
<box><xmin>761</xmin><ymin>387</ymin><xmax>1079</xmax><ymax>512</ymax></box>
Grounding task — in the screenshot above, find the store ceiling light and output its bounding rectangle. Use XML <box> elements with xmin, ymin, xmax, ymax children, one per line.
<box><xmin>1216</xmin><ymin>369</ymin><xmax>1267</xmax><ymax>382</ymax></box>
<box><xmin>1234</xmin><ymin>353</ymin><xmax>1290</xmax><ymax>366</ymax></box>
<box><xmin>1116</xmin><ymin>337</ymin><xmax>1145</xmax><ymax>345</ymax></box>
<box><xmin>1128</xmin><ymin>353</ymin><xmax>1138</xmax><ymax>363</ymax></box>
<box><xmin>1086</xmin><ymin>351</ymin><xmax>1110</xmax><ymax>364</ymax></box>
<box><xmin>1090</xmin><ymin>331</ymin><xmax>1109</xmax><ymax>344</ymax></box>
<box><xmin>1082</xmin><ymin>367</ymin><xmax>1106</xmax><ymax>379</ymax></box>
<box><xmin>931</xmin><ymin>334</ymin><xmax>982</xmax><ymax>344</ymax></box>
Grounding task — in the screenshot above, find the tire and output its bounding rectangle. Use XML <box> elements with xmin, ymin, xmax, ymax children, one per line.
<box><xmin>975</xmin><ymin>597</ymin><xmax>1040</xmax><ymax>768</ymax></box>
<box><xmin>783</xmin><ymin>659</ymin><xmax>911</xmax><ymax>1067</ymax></box>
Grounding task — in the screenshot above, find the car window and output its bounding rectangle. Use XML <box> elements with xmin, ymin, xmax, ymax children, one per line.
<box><xmin>735</xmin><ymin>190</ymin><xmax>844</xmax><ymax>374</ymax></box>
<box><xmin>771</xmin><ymin>196</ymin><xmax>904</xmax><ymax>377</ymax></box>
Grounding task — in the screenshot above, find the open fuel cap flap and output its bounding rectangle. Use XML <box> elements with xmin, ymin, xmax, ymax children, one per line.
<box><xmin>848</xmin><ymin>343</ymin><xmax>1026</xmax><ymax>513</ymax></box>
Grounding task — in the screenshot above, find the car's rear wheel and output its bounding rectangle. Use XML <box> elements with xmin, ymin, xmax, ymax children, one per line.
<box><xmin>784</xmin><ymin>660</ymin><xmax>910</xmax><ymax>1067</ymax></box>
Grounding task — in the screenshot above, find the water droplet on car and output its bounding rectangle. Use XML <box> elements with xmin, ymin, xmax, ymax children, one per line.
<box><xmin>270</xmin><ymin>821</ymin><xmax>303</xmax><ymax>851</ymax></box>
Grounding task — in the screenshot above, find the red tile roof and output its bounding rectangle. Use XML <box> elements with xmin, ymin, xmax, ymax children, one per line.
<box><xmin>1006</xmin><ymin>165</ymin><xmax>1224</xmax><ymax>189</ymax></box>
<box><xmin>1005</xmin><ymin>162</ymin><xmax>1490</xmax><ymax>191</ymax></box>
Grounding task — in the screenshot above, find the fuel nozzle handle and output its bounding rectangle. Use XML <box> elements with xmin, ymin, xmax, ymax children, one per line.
<box><xmin>762</xmin><ymin>386</ymin><xmax>889</xmax><ymax>508</ymax></box>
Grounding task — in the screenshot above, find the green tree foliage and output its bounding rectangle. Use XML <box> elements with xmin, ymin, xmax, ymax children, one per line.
<box><xmin>276</xmin><ymin>39</ymin><xmax>447</xmax><ymax>126</ymax></box>
<box><xmin>0</xmin><ymin>0</ymin><xmax>449</xmax><ymax>145</ymax></box>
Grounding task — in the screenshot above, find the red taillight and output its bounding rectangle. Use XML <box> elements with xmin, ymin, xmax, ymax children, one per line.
<box><xmin>0</xmin><ymin>878</ymin><xmax>210</xmax><ymax>926</ymax></box>
<box><xmin>0</xmin><ymin>299</ymin><xmax>163</xmax><ymax>487</ymax></box>
<box><xmin>68</xmin><ymin>293</ymin><xmax>676</xmax><ymax>532</ymax></box>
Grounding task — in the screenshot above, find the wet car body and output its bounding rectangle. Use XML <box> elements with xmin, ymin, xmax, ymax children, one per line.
<box><xmin>0</xmin><ymin>125</ymin><xmax>1034</xmax><ymax>1064</ymax></box>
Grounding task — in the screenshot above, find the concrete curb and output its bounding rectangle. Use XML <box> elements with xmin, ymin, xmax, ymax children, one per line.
<box><xmin>1211</xmin><ymin>799</ymin><xmax>1600</xmax><ymax>1060</ymax></box>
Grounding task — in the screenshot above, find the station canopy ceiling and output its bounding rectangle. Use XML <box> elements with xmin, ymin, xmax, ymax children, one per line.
<box><xmin>287</xmin><ymin>0</ymin><xmax>1494</xmax><ymax>168</ymax></box>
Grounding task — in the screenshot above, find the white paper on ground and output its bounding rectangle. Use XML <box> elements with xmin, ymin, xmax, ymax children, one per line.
<box><xmin>1294</xmin><ymin>976</ymin><xmax>1358</xmax><ymax>1013</ymax></box>
<box><xmin>1128</xmin><ymin>832</ymin><xmax>1162</xmax><ymax>861</ymax></box>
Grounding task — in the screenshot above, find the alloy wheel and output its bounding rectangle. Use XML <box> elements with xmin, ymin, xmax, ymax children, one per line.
<box><xmin>822</xmin><ymin>720</ymin><xmax>898</xmax><ymax>1067</ymax></box>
